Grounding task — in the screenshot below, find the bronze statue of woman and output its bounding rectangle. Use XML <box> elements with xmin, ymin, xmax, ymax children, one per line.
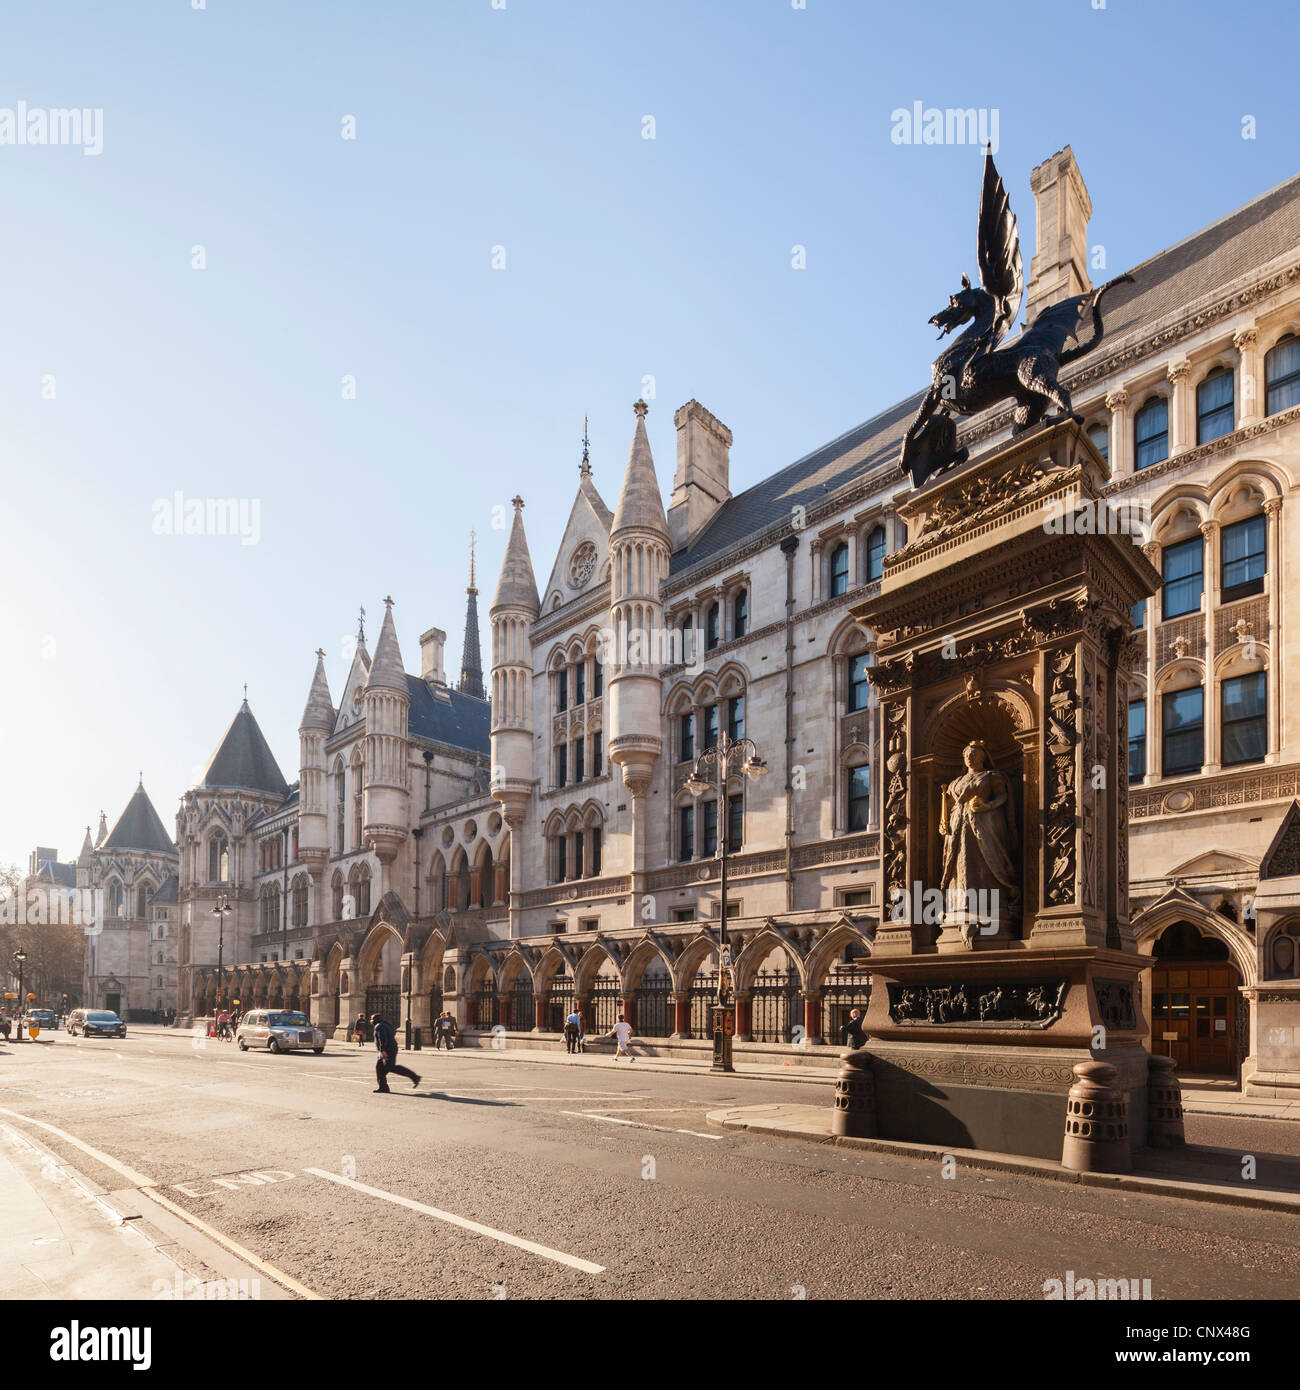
<box><xmin>939</xmin><ymin>740</ymin><xmax>1020</xmax><ymax>938</ymax></box>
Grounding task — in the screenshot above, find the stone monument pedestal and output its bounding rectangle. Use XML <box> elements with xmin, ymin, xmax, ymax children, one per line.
<box><xmin>850</xmin><ymin>418</ymin><xmax>1161</xmax><ymax>1165</ymax></box>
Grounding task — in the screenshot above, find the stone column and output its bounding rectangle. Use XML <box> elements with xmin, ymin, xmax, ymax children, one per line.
<box><xmin>498</xmin><ymin>994</ymin><xmax>510</xmax><ymax>1029</ymax></box>
<box><xmin>1264</xmin><ymin>496</ymin><xmax>1283</xmax><ymax>762</ymax></box>
<box><xmin>1105</xmin><ymin>389</ymin><xmax>1131</xmax><ymax>476</ymax></box>
<box><xmin>492</xmin><ymin>861</ymin><xmax>508</xmax><ymax>907</ymax></box>
<box><xmin>1166</xmin><ymin>360</ymin><xmax>1191</xmax><ymax>453</ymax></box>
<box><xmin>671</xmin><ymin>992</ymin><xmax>690</xmax><ymax>1038</ymax></box>
<box><xmin>736</xmin><ymin>992</ymin><xmax>753</xmax><ymax>1042</ymax></box>
<box><xmin>534</xmin><ymin>995</ymin><xmax>548</xmax><ymax>1031</ymax></box>
<box><xmin>1200</xmin><ymin>518</ymin><xmax>1220</xmax><ymax>774</ymax></box>
<box><xmin>809</xmin><ymin>540</ymin><xmax>824</xmax><ymax>604</ymax></box>
<box><xmin>803</xmin><ymin>992</ymin><xmax>823</xmax><ymax>1047</ymax></box>
<box><xmin>1234</xmin><ymin>327</ymin><xmax>1260</xmax><ymax>424</ymax></box>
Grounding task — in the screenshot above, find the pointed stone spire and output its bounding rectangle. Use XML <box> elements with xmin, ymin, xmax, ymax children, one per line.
<box><xmin>77</xmin><ymin>826</ymin><xmax>94</xmax><ymax>868</ymax></box>
<box><xmin>491</xmin><ymin>497</ymin><xmax>540</xmax><ymax>616</ymax></box>
<box><xmin>458</xmin><ymin>536</ymin><xmax>486</xmax><ymax>700</ymax></box>
<box><xmin>365</xmin><ymin>597</ymin><xmax>407</xmax><ymax>693</ymax></box>
<box><xmin>611</xmin><ymin>399</ymin><xmax>669</xmax><ymax>539</ymax></box>
<box><xmin>95</xmin><ymin>810</ymin><xmax>108</xmax><ymax>846</ymax></box>
<box><xmin>300</xmin><ymin>648</ymin><xmax>335</xmax><ymax>731</ymax></box>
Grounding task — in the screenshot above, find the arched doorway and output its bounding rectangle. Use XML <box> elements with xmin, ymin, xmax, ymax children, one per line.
<box><xmin>1150</xmin><ymin>921</ymin><xmax>1241</xmax><ymax>1076</ymax></box>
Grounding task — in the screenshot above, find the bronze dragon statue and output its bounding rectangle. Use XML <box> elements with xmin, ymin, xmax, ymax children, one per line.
<box><xmin>900</xmin><ymin>149</ymin><xmax>1133</xmax><ymax>491</ymax></box>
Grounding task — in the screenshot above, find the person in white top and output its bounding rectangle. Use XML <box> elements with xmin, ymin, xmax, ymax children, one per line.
<box><xmin>609</xmin><ymin>1016</ymin><xmax>636</xmax><ymax>1062</ymax></box>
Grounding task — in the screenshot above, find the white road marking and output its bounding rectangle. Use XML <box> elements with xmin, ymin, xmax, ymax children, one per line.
<box><xmin>560</xmin><ymin>1111</ymin><xmax>725</xmax><ymax>1140</ymax></box>
<box><xmin>305</xmin><ymin>1168</ymin><xmax>605</xmax><ymax>1274</ymax></box>
<box><xmin>0</xmin><ymin>1106</ymin><xmax>319</xmax><ymax>1299</ymax></box>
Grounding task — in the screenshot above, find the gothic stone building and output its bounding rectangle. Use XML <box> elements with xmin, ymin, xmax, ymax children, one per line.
<box><xmin>185</xmin><ymin>146</ymin><xmax>1300</xmax><ymax>1095</ymax></box>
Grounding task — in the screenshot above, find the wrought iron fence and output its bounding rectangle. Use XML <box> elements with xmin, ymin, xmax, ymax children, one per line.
<box><xmin>688</xmin><ymin>972</ymin><xmax>719</xmax><ymax>1039</ymax></box>
<box><xmin>822</xmin><ymin>978</ymin><xmax>872</xmax><ymax>1045</ymax></box>
<box><xmin>547</xmin><ymin>981</ymin><xmax>576</xmax><ymax>1033</ymax></box>
<box><xmin>589</xmin><ymin>977</ymin><xmax>622</xmax><ymax>1034</ymax></box>
<box><xmin>749</xmin><ymin>968</ymin><xmax>800</xmax><ymax>1043</ymax></box>
<box><xmin>509</xmin><ymin>979</ymin><xmax>535</xmax><ymax>1031</ymax></box>
<box><xmin>470</xmin><ymin>985</ymin><xmax>498</xmax><ymax>1030</ymax></box>
<box><xmin>635</xmin><ymin>978</ymin><xmax>673</xmax><ymax>1037</ymax></box>
<box><xmin>365</xmin><ymin>985</ymin><xmax>400</xmax><ymax>1028</ymax></box>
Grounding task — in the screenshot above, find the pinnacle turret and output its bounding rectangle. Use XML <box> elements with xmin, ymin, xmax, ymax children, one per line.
<box><xmin>491</xmin><ymin>498</ymin><xmax>540</xmax><ymax>616</ymax></box>
<box><xmin>611</xmin><ymin>399</ymin><xmax>669</xmax><ymax>540</ymax></box>
<box><xmin>365</xmin><ymin>598</ymin><xmax>407</xmax><ymax>693</ymax></box>
<box><xmin>458</xmin><ymin>535</ymin><xmax>486</xmax><ymax>700</ymax></box>
<box><xmin>300</xmin><ymin>649</ymin><xmax>335</xmax><ymax>731</ymax></box>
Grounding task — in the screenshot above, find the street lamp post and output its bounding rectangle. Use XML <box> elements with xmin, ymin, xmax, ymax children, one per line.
<box><xmin>684</xmin><ymin>733</ymin><xmax>768</xmax><ymax>1073</ymax></box>
<box><xmin>212</xmin><ymin>894</ymin><xmax>232</xmax><ymax>1014</ymax></box>
<box><xmin>11</xmin><ymin>948</ymin><xmax>28</xmax><ymax>1043</ymax></box>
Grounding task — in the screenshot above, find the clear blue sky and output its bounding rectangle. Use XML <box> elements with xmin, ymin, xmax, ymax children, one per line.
<box><xmin>2</xmin><ymin>0</ymin><xmax>1295</xmax><ymax>868</ymax></box>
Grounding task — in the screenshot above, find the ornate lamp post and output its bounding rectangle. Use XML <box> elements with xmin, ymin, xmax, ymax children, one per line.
<box><xmin>684</xmin><ymin>733</ymin><xmax>768</xmax><ymax>1073</ymax></box>
<box><xmin>11</xmin><ymin>948</ymin><xmax>28</xmax><ymax>1043</ymax></box>
<box><xmin>212</xmin><ymin>894</ymin><xmax>232</xmax><ymax>1013</ymax></box>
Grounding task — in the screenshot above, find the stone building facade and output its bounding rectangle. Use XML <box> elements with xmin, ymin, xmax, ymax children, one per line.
<box><xmin>183</xmin><ymin>146</ymin><xmax>1300</xmax><ymax>1094</ymax></box>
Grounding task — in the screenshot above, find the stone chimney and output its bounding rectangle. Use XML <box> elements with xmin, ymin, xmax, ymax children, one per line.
<box><xmin>668</xmin><ymin>399</ymin><xmax>732</xmax><ymax>551</ymax></box>
<box><xmin>420</xmin><ymin>627</ymin><xmax>447</xmax><ymax>686</ymax></box>
<box><xmin>1025</xmin><ymin>146</ymin><xmax>1093</xmax><ymax>327</ymax></box>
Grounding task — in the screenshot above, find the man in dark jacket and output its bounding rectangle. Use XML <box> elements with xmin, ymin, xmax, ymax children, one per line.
<box><xmin>371</xmin><ymin>1012</ymin><xmax>420</xmax><ymax>1093</ymax></box>
<box><xmin>843</xmin><ymin>1008</ymin><xmax>868</xmax><ymax>1050</ymax></box>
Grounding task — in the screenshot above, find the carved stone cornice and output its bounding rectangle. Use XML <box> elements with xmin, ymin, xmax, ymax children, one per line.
<box><xmin>1103</xmin><ymin>403</ymin><xmax>1300</xmax><ymax>496</ymax></box>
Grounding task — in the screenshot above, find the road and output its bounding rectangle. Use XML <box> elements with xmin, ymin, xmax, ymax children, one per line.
<box><xmin>3</xmin><ymin>1027</ymin><xmax>1299</xmax><ymax>1301</ymax></box>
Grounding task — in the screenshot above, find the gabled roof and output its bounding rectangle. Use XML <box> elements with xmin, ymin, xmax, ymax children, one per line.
<box><xmin>32</xmin><ymin>859</ymin><xmax>76</xmax><ymax>888</ymax></box>
<box><xmin>199</xmin><ymin>700</ymin><xmax>290</xmax><ymax>798</ymax></box>
<box><xmin>407</xmin><ymin>676</ymin><xmax>490</xmax><ymax>755</ymax></box>
<box><xmin>102</xmin><ymin>783</ymin><xmax>177</xmax><ymax>856</ymax></box>
<box><xmin>670</xmin><ymin>166</ymin><xmax>1300</xmax><ymax>577</ymax></box>
<box><xmin>150</xmin><ymin>873</ymin><xmax>179</xmax><ymax>904</ymax></box>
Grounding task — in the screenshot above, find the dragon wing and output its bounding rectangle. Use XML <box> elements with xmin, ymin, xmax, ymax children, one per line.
<box><xmin>977</xmin><ymin>150</ymin><xmax>1023</xmax><ymax>347</ymax></box>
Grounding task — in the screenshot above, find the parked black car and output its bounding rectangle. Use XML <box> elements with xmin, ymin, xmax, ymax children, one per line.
<box><xmin>67</xmin><ymin>1009</ymin><xmax>126</xmax><ymax>1039</ymax></box>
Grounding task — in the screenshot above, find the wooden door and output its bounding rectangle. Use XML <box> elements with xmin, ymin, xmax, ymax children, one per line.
<box><xmin>1151</xmin><ymin>963</ymin><xmax>1237</xmax><ymax>1075</ymax></box>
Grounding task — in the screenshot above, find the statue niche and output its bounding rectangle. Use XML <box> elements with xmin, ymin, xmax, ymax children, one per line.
<box><xmin>940</xmin><ymin>740</ymin><xmax>1021</xmax><ymax>942</ymax></box>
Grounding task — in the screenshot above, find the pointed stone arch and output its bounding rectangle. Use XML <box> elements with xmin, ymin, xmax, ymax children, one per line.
<box><xmin>804</xmin><ymin>917</ymin><xmax>874</xmax><ymax>988</ymax></box>
<box><xmin>357</xmin><ymin>917</ymin><xmax>404</xmax><ymax>985</ymax></box>
<box><xmin>1132</xmin><ymin>893</ymin><xmax>1257</xmax><ymax>986</ymax></box>
<box><xmin>735</xmin><ymin>927</ymin><xmax>806</xmax><ymax>992</ymax></box>
<box><xmin>497</xmin><ymin>949</ymin><xmax>535</xmax><ymax>992</ymax></box>
<box><xmin>676</xmin><ymin>929</ymin><xmax>721</xmax><ymax>985</ymax></box>
<box><xmin>532</xmin><ymin>943</ymin><xmax>576</xmax><ymax>994</ymax></box>
<box><xmin>573</xmin><ymin>941</ymin><xmax>622</xmax><ymax>993</ymax></box>
<box><xmin>621</xmin><ymin>935</ymin><xmax>678</xmax><ymax>991</ymax></box>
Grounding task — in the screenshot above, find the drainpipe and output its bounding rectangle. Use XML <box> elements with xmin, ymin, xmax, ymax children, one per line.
<box><xmin>780</xmin><ymin>534</ymin><xmax>800</xmax><ymax>911</ymax></box>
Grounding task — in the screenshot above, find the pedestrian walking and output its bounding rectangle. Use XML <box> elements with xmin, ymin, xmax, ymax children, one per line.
<box><xmin>563</xmin><ymin>1008</ymin><xmax>582</xmax><ymax>1055</ymax></box>
<box><xmin>371</xmin><ymin>1012</ymin><xmax>420</xmax><ymax>1093</ymax></box>
<box><xmin>352</xmin><ymin>1014</ymin><xmax>368</xmax><ymax>1046</ymax></box>
<box><xmin>434</xmin><ymin>1011</ymin><xmax>457</xmax><ymax>1050</ymax></box>
<box><xmin>608</xmin><ymin>1015</ymin><xmax>636</xmax><ymax>1062</ymax></box>
<box><xmin>843</xmin><ymin>1007</ymin><xmax>867</xmax><ymax>1049</ymax></box>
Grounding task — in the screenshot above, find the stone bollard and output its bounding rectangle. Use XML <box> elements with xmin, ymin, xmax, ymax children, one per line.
<box><xmin>1061</xmin><ymin>1060</ymin><xmax>1131</xmax><ymax>1173</ymax></box>
<box><xmin>831</xmin><ymin>1049</ymin><xmax>877</xmax><ymax>1139</ymax></box>
<box><xmin>1146</xmin><ymin>1053</ymin><xmax>1185</xmax><ymax>1147</ymax></box>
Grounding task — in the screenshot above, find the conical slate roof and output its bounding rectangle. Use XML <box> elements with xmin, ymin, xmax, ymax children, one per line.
<box><xmin>103</xmin><ymin>783</ymin><xmax>177</xmax><ymax>855</ymax></box>
<box><xmin>365</xmin><ymin>599</ymin><xmax>408</xmax><ymax>693</ymax></box>
<box><xmin>491</xmin><ymin>497</ymin><xmax>540</xmax><ymax>615</ymax></box>
<box><xmin>300</xmin><ymin>650</ymin><xmax>335</xmax><ymax>731</ymax></box>
<box><xmin>77</xmin><ymin>827</ymin><xmax>94</xmax><ymax>867</ymax></box>
<box><xmin>200</xmin><ymin>700</ymin><xmax>290</xmax><ymax>797</ymax></box>
<box><xmin>611</xmin><ymin>400</ymin><xmax>669</xmax><ymax>538</ymax></box>
<box><xmin>94</xmin><ymin>811</ymin><xmax>108</xmax><ymax>846</ymax></box>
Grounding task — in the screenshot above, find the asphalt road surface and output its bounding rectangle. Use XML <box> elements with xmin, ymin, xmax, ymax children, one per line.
<box><xmin>3</xmin><ymin>1027</ymin><xmax>1299</xmax><ymax>1301</ymax></box>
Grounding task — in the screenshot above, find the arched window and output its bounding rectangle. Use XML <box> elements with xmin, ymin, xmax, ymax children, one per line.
<box><xmin>1221</xmin><ymin>514</ymin><xmax>1266</xmax><ymax>602</ymax></box>
<box><xmin>865</xmin><ymin>527</ymin><xmax>886</xmax><ymax>582</ymax></box>
<box><xmin>355</xmin><ymin>865</ymin><xmax>371</xmax><ymax>918</ymax></box>
<box><xmin>1196</xmin><ymin>367</ymin><xmax>1234</xmax><ymax>444</ymax></box>
<box><xmin>292</xmin><ymin>876</ymin><xmax>308</xmax><ymax>927</ymax></box>
<box><xmin>351</xmin><ymin>755</ymin><xmax>364</xmax><ymax>850</ymax></box>
<box><xmin>1271</xmin><ymin>924</ymin><xmax>1300</xmax><ymax>979</ymax></box>
<box><xmin>829</xmin><ymin>542</ymin><xmax>849</xmax><ymax>597</ymax></box>
<box><xmin>705</xmin><ymin>604</ymin><xmax>720</xmax><ymax>651</ymax></box>
<box><xmin>105</xmin><ymin>879</ymin><xmax>123</xmax><ymax>917</ymax></box>
<box><xmin>848</xmin><ymin>652</ymin><xmax>871</xmax><ymax>713</ymax></box>
<box><xmin>136</xmin><ymin>883</ymin><xmax>150</xmax><ymax>918</ymax></box>
<box><xmin>1087</xmin><ymin>422</ymin><xmax>1110</xmax><ymax>462</ymax></box>
<box><xmin>334</xmin><ymin>761</ymin><xmax>346</xmax><ymax>852</ymax></box>
<box><xmin>1265</xmin><ymin>335</ymin><xmax>1300</xmax><ymax>415</ymax></box>
<box><xmin>1134</xmin><ymin>398</ymin><xmax>1169</xmax><ymax>470</ymax></box>
<box><xmin>209</xmin><ymin>834</ymin><xmax>229</xmax><ymax>884</ymax></box>
<box><xmin>331</xmin><ymin>871</ymin><xmax>344</xmax><ymax>920</ymax></box>
<box><xmin>680</xmin><ymin>621</ymin><xmax>695</xmax><ymax>665</ymax></box>
<box><xmin>733</xmin><ymin>589</ymin><xmax>748</xmax><ymax>639</ymax></box>
<box><xmin>846</xmin><ymin>763</ymin><xmax>871</xmax><ymax>831</ymax></box>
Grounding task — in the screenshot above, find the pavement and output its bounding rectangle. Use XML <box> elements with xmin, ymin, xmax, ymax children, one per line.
<box><xmin>706</xmin><ymin>1103</ymin><xmax>1300</xmax><ymax>1215</ymax></box>
<box><xmin>4</xmin><ymin>1025</ymin><xmax>1300</xmax><ymax>1300</ymax></box>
